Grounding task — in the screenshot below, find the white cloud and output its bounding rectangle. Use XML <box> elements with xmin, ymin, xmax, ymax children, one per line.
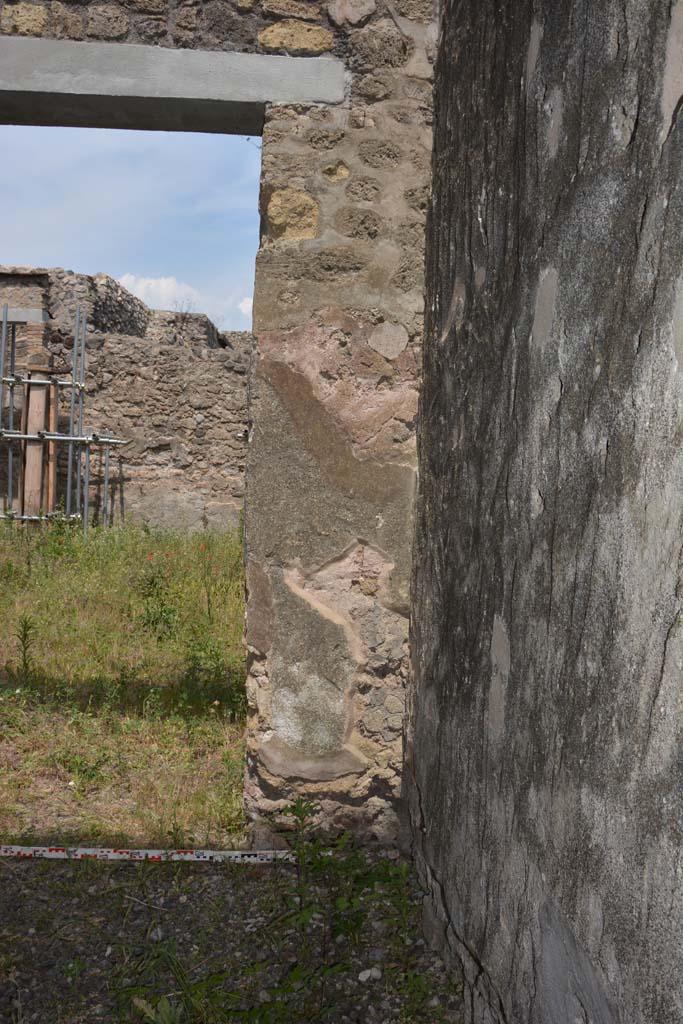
<box><xmin>118</xmin><ymin>277</ymin><xmax>256</xmax><ymax>331</ymax></box>
<box><xmin>0</xmin><ymin>126</ymin><xmax>261</xmax><ymax>330</ymax></box>
<box><xmin>119</xmin><ymin>274</ymin><xmax>201</xmax><ymax>312</ymax></box>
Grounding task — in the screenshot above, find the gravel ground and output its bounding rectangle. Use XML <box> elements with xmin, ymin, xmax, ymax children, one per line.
<box><xmin>0</xmin><ymin>852</ymin><xmax>464</xmax><ymax>1023</ymax></box>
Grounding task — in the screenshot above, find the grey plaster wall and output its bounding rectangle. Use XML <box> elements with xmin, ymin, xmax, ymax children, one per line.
<box><xmin>409</xmin><ymin>1</ymin><xmax>683</xmax><ymax>1022</ymax></box>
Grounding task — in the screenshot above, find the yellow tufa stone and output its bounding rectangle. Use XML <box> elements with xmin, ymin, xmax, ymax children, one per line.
<box><xmin>262</xmin><ymin>0</ymin><xmax>321</xmax><ymax>20</ymax></box>
<box><xmin>258</xmin><ymin>18</ymin><xmax>334</xmax><ymax>54</ymax></box>
<box><xmin>266</xmin><ymin>188</ymin><xmax>320</xmax><ymax>241</ymax></box>
<box><xmin>1</xmin><ymin>2</ymin><xmax>47</xmax><ymax>36</ymax></box>
<box><xmin>322</xmin><ymin>161</ymin><xmax>350</xmax><ymax>181</ymax></box>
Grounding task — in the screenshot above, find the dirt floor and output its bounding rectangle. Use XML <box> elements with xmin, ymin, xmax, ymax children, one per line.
<box><xmin>0</xmin><ymin>854</ymin><xmax>463</xmax><ymax>1024</ymax></box>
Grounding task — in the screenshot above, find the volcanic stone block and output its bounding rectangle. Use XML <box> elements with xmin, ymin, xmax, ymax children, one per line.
<box><xmin>349</xmin><ymin>19</ymin><xmax>411</xmax><ymax>70</ymax></box>
<box><xmin>85</xmin><ymin>4</ymin><xmax>129</xmax><ymax>38</ymax></box>
<box><xmin>49</xmin><ymin>2</ymin><xmax>84</xmax><ymax>39</ymax></box>
<box><xmin>129</xmin><ymin>0</ymin><xmax>168</xmax><ymax>11</ymax></box>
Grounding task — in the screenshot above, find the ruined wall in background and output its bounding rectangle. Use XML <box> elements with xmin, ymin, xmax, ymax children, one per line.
<box><xmin>410</xmin><ymin>2</ymin><xmax>683</xmax><ymax>1022</ymax></box>
<box><xmin>0</xmin><ymin>268</ymin><xmax>252</xmax><ymax>529</ymax></box>
<box><xmin>0</xmin><ymin>267</ymin><xmax>48</xmax><ymax>311</ymax></box>
<box><xmin>47</xmin><ymin>267</ymin><xmax>151</xmax><ymax>338</ymax></box>
<box><xmin>0</xmin><ymin>0</ymin><xmax>437</xmax><ymax>839</ymax></box>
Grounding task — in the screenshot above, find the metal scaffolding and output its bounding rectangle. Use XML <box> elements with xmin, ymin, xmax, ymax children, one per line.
<box><xmin>0</xmin><ymin>304</ymin><xmax>127</xmax><ymax>534</ymax></box>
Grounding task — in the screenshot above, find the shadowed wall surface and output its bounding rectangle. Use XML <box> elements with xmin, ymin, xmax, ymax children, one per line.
<box><xmin>409</xmin><ymin>2</ymin><xmax>683</xmax><ymax>1022</ymax></box>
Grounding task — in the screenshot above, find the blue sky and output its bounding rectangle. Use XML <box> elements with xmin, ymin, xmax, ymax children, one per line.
<box><xmin>0</xmin><ymin>125</ymin><xmax>261</xmax><ymax>330</ymax></box>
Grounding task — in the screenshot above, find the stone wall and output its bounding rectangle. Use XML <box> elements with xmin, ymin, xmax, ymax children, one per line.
<box><xmin>0</xmin><ymin>267</ymin><xmax>48</xmax><ymax>312</ymax></box>
<box><xmin>246</xmin><ymin>23</ymin><xmax>434</xmax><ymax>839</ymax></box>
<box><xmin>0</xmin><ymin>268</ymin><xmax>252</xmax><ymax>529</ymax></box>
<box><xmin>48</xmin><ymin>267</ymin><xmax>151</xmax><ymax>338</ymax></box>
<box><xmin>410</xmin><ymin>2</ymin><xmax>683</xmax><ymax>1022</ymax></box>
<box><xmin>0</xmin><ymin>0</ymin><xmax>437</xmax><ymax>838</ymax></box>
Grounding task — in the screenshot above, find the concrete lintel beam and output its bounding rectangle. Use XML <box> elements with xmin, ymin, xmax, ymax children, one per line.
<box><xmin>0</xmin><ymin>37</ymin><xmax>347</xmax><ymax>135</ymax></box>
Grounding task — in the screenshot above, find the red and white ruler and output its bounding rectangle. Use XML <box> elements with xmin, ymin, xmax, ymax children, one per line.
<box><xmin>0</xmin><ymin>845</ymin><xmax>293</xmax><ymax>864</ymax></box>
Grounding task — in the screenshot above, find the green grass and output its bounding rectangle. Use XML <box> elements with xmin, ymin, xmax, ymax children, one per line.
<box><xmin>0</xmin><ymin>520</ymin><xmax>246</xmax><ymax>715</ymax></box>
<box><xmin>0</xmin><ymin>521</ymin><xmax>248</xmax><ymax>846</ymax></box>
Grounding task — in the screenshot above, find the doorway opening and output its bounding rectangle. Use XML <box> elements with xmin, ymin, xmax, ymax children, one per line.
<box><xmin>0</xmin><ymin>123</ymin><xmax>260</xmax><ymax>850</ymax></box>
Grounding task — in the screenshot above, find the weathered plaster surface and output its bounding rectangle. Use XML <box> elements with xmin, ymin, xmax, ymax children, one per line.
<box><xmin>410</xmin><ymin>1</ymin><xmax>683</xmax><ymax>1021</ymax></box>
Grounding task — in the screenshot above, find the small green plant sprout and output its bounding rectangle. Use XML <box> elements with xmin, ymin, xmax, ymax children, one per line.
<box><xmin>64</xmin><ymin>957</ymin><xmax>87</xmax><ymax>986</ymax></box>
<box><xmin>199</xmin><ymin>538</ymin><xmax>215</xmax><ymax>624</ymax></box>
<box><xmin>139</xmin><ymin>552</ymin><xmax>178</xmax><ymax>641</ymax></box>
<box><xmin>142</xmin><ymin>685</ymin><xmax>164</xmax><ymax>720</ymax></box>
<box><xmin>283</xmin><ymin>797</ymin><xmax>319</xmax><ymax>885</ymax></box>
<box><xmin>54</xmin><ymin>750</ymin><xmax>109</xmax><ymax>791</ymax></box>
<box><xmin>166</xmin><ymin>813</ymin><xmax>190</xmax><ymax>849</ymax></box>
<box><xmin>11</xmin><ymin>614</ymin><xmax>37</xmax><ymax>688</ymax></box>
